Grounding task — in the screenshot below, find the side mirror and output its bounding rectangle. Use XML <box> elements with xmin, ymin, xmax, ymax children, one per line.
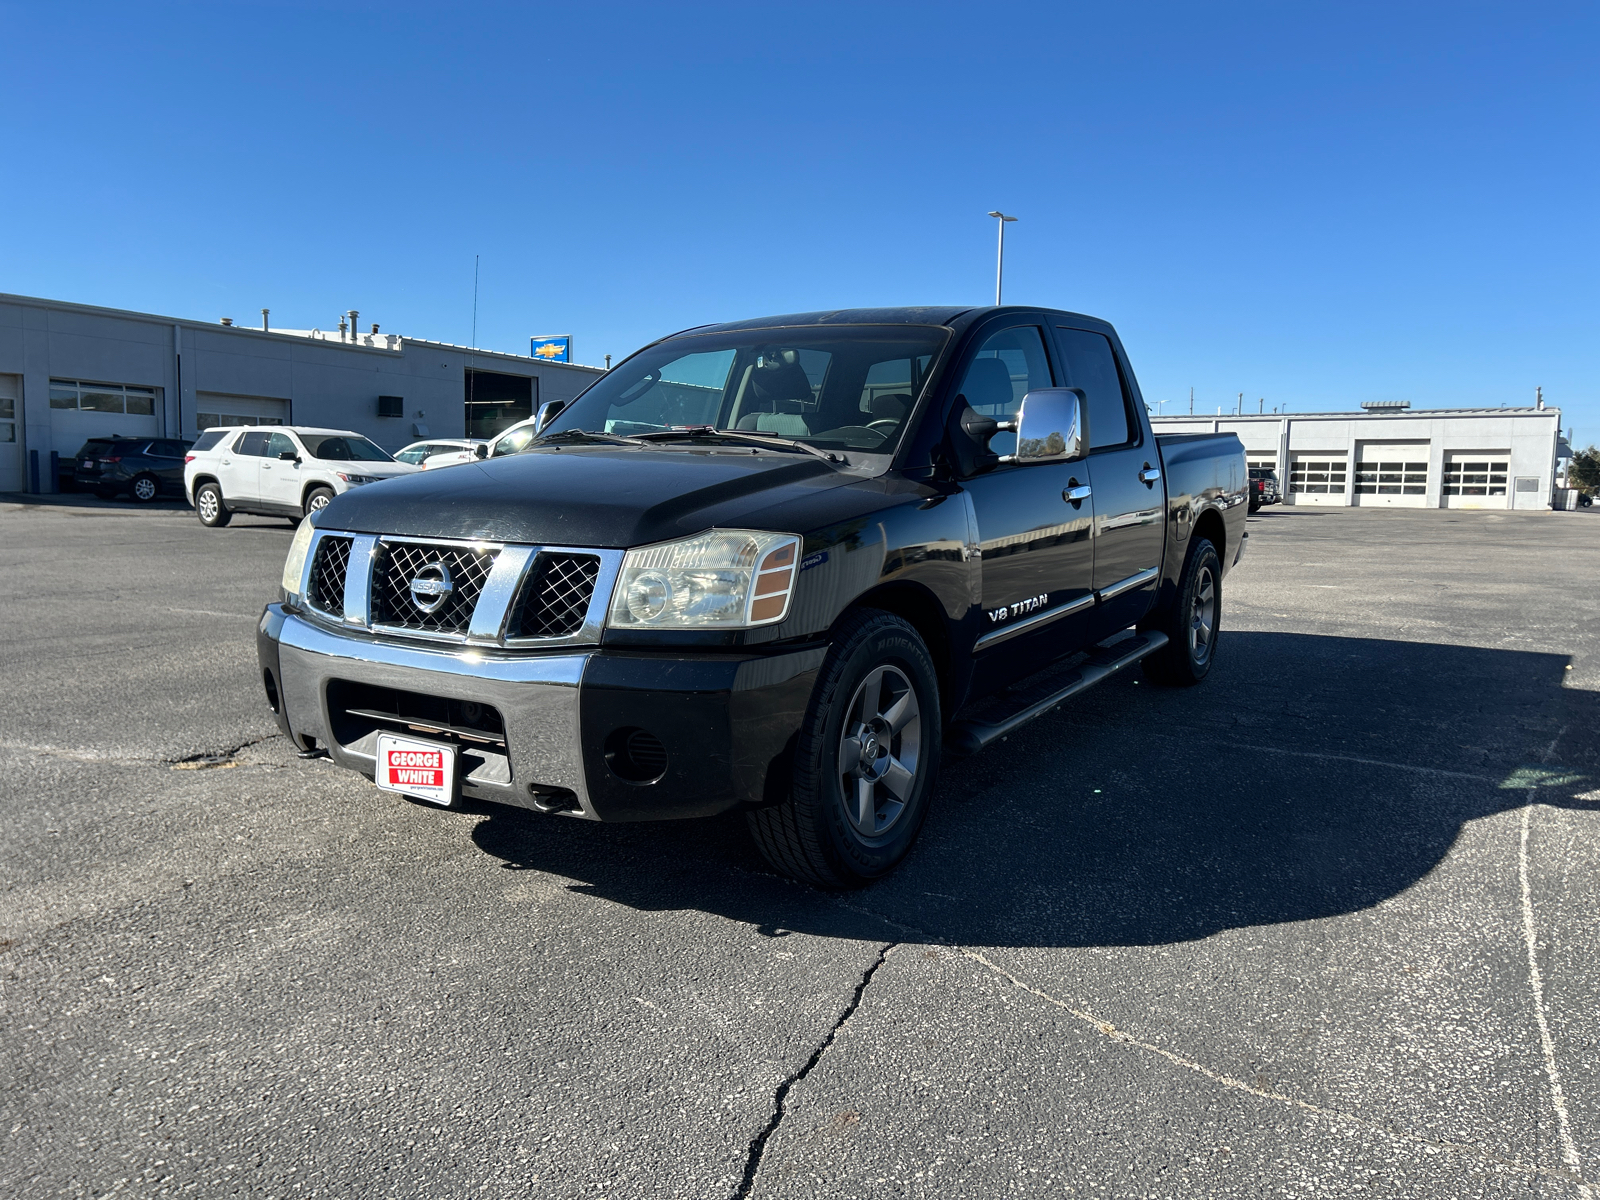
<box><xmin>533</xmin><ymin>399</ymin><xmax>567</xmax><ymax>435</ymax></box>
<box><xmin>475</xmin><ymin>443</ymin><xmax>488</xmax><ymax>459</ymax></box>
<box><xmin>1003</xmin><ymin>389</ymin><xmax>1085</xmax><ymax>464</ymax></box>
<box><xmin>278</xmin><ymin>450</ymin><xmax>299</xmax><ymax>462</ymax></box>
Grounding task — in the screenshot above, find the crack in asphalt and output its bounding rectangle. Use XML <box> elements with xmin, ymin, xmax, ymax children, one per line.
<box><xmin>815</xmin><ymin>891</ymin><xmax>1594</xmax><ymax>1188</ymax></box>
<box><xmin>733</xmin><ymin>941</ymin><xmax>898</xmax><ymax>1200</ymax></box>
<box><xmin>0</xmin><ymin>733</ymin><xmax>283</xmax><ymax>769</ymax></box>
<box><xmin>169</xmin><ymin>734</ymin><xmax>283</xmax><ymax>770</ymax></box>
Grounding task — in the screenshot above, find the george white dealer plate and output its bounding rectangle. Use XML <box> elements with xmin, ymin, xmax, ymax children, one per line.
<box><xmin>375</xmin><ymin>733</ymin><xmax>456</xmax><ymax>806</ymax></box>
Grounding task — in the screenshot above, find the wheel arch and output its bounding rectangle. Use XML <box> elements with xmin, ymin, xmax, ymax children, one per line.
<box><xmin>1192</xmin><ymin>507</ymin><xmax>1226</xmax><ymax>561</ymax></box>
<box><xmin>838</xmin><ymin>581</ymin><xmax>956</xmax><ymax>713</ymax></box>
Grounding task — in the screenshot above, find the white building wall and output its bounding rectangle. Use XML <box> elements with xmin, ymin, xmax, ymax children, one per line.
<box><xmin>0</xmin><ymin>293</ymin><xmax>605</xmax><ymax>492</ymax></box>
<box><xmin>1152</xmin><ymin>409</ymin><xmax>1561</xmax><ymax>510</ymax></box>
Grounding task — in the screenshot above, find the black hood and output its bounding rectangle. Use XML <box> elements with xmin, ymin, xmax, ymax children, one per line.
<box><xmin>318</xmin><ymin>445</ymin><xmax>856</xmax><ymax>547</ymax></box>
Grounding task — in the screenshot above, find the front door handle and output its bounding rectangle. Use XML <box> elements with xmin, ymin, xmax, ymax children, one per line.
<box><xmin>1063</xmin><ymin>483</ymin><xmax>1092</xmax><ymax>504</ymax></box>
<box><xmin>1139</xmin><ymin>465</ymin><xmax>1162</xmax><ymax>485</ymax></box>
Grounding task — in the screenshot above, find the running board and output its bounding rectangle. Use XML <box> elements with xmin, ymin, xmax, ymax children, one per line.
<box><xmin>945</xmin><ymin>631</ymin><xmax>1169</xmax><ymax>756</ymax></box>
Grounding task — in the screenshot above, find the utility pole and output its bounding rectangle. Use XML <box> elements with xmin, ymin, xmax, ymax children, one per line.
<box><xmin>987</xmin><ymin>211</ymin><xmax>1018</xmax><ymax>305</ymax></box>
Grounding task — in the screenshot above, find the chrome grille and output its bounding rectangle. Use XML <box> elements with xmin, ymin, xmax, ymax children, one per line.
<box><xmin>515</xmin><ymin>553</ymin><xmax>600</xmax><ymax>638</ymax></box>
<box><xmin>307</xmin><ymin>535</ymin><xmax>352</xmax><ymax>614</ymax></box>
<box><xmin>371</xmin><ymin>540</ymin><xmax>499</xmax><ymax>635</ymax></box>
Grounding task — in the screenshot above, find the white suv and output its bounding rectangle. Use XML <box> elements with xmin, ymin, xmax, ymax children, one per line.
<box><xmin>184</xmin><ymin>426</ymin><xmax>417</xmax><ymax>527</ymax></box>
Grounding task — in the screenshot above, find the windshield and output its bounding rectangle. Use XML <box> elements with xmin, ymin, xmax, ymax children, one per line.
<box><xmin>544</xmin><ymin>325</ymin><xmax>949</xmax><ymax>455</ymax></box>
<box><xmin>300</xmin><ymin>434</ymin><xmax>392</xmax><ymax>462</ymax></box>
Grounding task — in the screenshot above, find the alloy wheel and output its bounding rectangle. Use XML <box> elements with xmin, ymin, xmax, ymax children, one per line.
<box><xmin>198</xmin><ymin>490</ymin><xmax>219</xmax><ymax>522</ymax></box>
<box><xmin>837</xmin><ymin>665</ymin><xmax>922</xmax><ymax>838</ymax></box>
<box><xmin>1189</xmin><ymin>565</ymin><xmax>1216</xmax><ymax>665</ymax></box>
<box><xmin>133</xmin><ymin>477</ymin><xmax>157</xmax><ymax>501</ymax></box>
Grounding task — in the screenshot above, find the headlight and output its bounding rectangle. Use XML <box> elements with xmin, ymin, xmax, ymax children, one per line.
<box><xmin>337</xmin><ymin>472</ymin><xmax>380</xmax><ymax>485</ymax></box>
<box><xmin>281</xmin><ymin>519</ymin><xmax>316</xmax><ymax>596</ymax></box>
<box><xmin>607</xmin><ymin>530</ymin><xmax>800</xmax><ymax>629</ymax></box>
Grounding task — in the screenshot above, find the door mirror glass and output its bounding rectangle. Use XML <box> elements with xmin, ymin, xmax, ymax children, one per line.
<box><xmin>1006</xmin><ymin>389</ymin><xmax>1085</xmax><ymax>464</ymax></box>
<box><xmin>533</xmin><ymin>399</ymin><xmax>567</xmax><ymax>434</ymax></box>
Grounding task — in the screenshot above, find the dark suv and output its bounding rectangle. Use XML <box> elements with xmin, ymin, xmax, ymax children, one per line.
<box><xmin>72</xmin><ymin>437</ymin><xmax>193</xmax><ymax>501</ymax></box>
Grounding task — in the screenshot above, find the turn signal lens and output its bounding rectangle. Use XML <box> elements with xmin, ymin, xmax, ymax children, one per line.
<box><xmin>280</xmin><ymin>519</ymin><xmax>316</xmax><ymax>597</ymax></box>
<box><xmin>608</xmin><ymin>530</ymin><xmax>801</xmax><ymax>629</ymax></box>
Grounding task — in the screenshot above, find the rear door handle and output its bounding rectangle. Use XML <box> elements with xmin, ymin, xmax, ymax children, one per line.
<box><xmin>1139</xmin><ymin>467</ymin><xmax>1162</xmax><ymax>485</ymax></box>
<box><xmin>1063</xmin><ymin>484</ymin><xmax>1092</xmax><ymax>503</ymax></box>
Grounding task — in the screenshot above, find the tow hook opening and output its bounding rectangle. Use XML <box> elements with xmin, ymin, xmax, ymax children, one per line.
<box><xmin>529</xmin><ymin>785</ymin><xmax>580</xmax><ymax>814</ymax></box>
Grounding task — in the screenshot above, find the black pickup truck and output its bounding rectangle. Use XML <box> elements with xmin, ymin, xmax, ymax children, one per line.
<box><xmin>259</xmin><ymin>307</ymin><xmax>1245</xmax><ymax>886</ymax></box>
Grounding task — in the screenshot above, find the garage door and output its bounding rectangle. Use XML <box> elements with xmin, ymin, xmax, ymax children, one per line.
<box><xmin>1353</xmin><ymin>442</ymin><xmax>1429</xmax><ymax>507</ymax></box>
<box><xmin>195</xmin><ymin>392</ymin><xmax>289</xmax><ymax>434</ymax></box>
<box><xmin>1288</xmin><ymin>453</ymin><xmax>1347</xmax><ymax>505</ymax></box>
<box><xmin>0</xmin><ymin>375</ymin><xmax>20</xmax><ymax>493</ymax></box>
<box><xmin>1442</xmin><ymin>452</ymin><xmax>1508</xmax><ymax>509</ymax></box>
<box><xmin>50</xmin><ymin>379</ymin><xmax>162</xmax><ymax>481</ymax></box>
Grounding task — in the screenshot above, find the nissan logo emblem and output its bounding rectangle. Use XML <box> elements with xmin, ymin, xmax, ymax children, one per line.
<box><xmin>409</xmin><ymin>562</ymin><xmax>454</xmax><ymax>614</ymax></box>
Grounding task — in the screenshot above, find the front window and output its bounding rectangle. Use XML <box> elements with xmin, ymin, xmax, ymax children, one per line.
<box><xmin>544</xmin><ymin>326</ymin><xmax>949</xmax><ymax>456</ymax></box>
<box><xmin>300</xmin><ymin>434</ymin><xmax>392</xmax><ymax>462</ymax></box>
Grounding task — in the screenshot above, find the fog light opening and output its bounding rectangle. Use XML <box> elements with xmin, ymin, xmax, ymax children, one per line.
<box><xmin>603</xmin><ymin>726</ymin><xmax>668</xmax><ymax>785</ymax></box>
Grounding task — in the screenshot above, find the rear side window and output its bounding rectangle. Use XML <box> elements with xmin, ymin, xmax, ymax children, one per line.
<box><xmin>1056</xmin><ymin>328</ymin><xmax>1135</xmax><ymax>451</ymax></box>
<box><xmin>191</xmin><ymin>431</ymin><xmax>227</xmax><ymax>452</ymax></box>
<box><xmin>952</xmin><ymin>326</ymin><xmax>1055</xmax><ymax>457</ymax></box>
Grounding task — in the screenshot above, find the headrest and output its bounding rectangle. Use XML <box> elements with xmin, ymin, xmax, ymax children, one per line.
<box><xmin>961</xmin><ymin>358</ymin><xmax>1015</xmax><ymax>411</ymax></box>
<box><xmin>750</xmin><ymin>348</ymin><xmax>815</xmax><ymax>407</ymax></box>
<box><xmin>868</xmin><ymin>392</ymin><xmax>910</xmax><ymax>419</ymax></box>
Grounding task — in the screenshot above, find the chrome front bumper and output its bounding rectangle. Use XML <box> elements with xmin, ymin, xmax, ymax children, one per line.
<box><xmin>266</xmin><ymin>607</ymin><xmax>595</xmax><ymax>815</ymax></box>
<box><xmin>258</xmin><ymin>605</ymin><xmax>825</xmax><ymax>823</ymax></box>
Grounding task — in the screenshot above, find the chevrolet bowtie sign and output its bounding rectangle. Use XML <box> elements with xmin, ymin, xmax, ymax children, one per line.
<box><xmin>530</xmin><ymin>335</ymin><xmax>571</xmax><ymax>362</ymax></box>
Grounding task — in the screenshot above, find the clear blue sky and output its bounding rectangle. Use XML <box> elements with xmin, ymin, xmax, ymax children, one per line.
<box><xmin>2</xmin><ymin>2</ymin><xmax>1595</xmax><ymax>440</ymax></box>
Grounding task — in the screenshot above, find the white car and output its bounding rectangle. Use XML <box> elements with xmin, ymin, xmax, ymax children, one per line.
<box><xmin>393</xmin><ymin>438</ymin><xmax>490</xmax><ymax>469</ymax></box>
<box><xmin>184</xmin><ymin>426</ymin><xmax>417</xmax><ymax>527</ymax></box>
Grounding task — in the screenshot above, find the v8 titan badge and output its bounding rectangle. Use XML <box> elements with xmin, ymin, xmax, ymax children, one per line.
<box><xmin>375</xmin><ymin>733</ymin><xmax>456</xmax><ymax>806</ymax></box>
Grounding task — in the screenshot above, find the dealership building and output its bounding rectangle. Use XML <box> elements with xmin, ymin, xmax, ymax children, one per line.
<box><xmin>0</xmin><ymin>292</ymin><xmax>606</xmax><ymax>494</ymax></box>
<box><xmin>1152</xmin><ymin>403</ymin><xmax>1569</xmax><ymax>509</ymax></box>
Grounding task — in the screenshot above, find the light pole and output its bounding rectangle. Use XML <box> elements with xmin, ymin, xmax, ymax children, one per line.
<box><xmin>987</xmin><ymin>211</ymin><xmax>1018</xmax><ymax>305</ymax></box>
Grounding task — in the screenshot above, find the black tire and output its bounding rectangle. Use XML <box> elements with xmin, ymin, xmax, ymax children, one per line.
<box><xmin>195</xmin><ymin>482</ymin><xmax>232</xmax><ymax>527</ymax></box>
<box><xmin>303</xmin><ymin>487</ymin><xmax>335</xmax><ymax>518</ymax></box>
<box><xmin>1140</xmin><ymin>538</ymin><xmax>1221</xmax><ymax>687</ymax></box>
<box><xmin>130</xmin><ymin>473</ymin><xmax>160</xmax><ymax>503</ymax></box>
<box><xmin>746</xmin><ymin>610</ymin><xmax>941</xmax><ymax>888</ymax></box>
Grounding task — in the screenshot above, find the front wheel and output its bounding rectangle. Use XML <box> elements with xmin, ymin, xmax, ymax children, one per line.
<box><xmin>302</xmin><ymin>487</ymin><xmax>335</xmax><ymax>518</ymax></box>
<box><xmin>195</xmin><ymin>482</ymin><xmax>232</xmax><ymax>527</ymax></box>
<box><xmin>747</xmin><ymin>610</ymin><xmax>941</xmax><ymax>888</ymax></box>
<box><xmin>1140</xmin><ymin>538</ymin><xmax>1221</xmax><ymax>687</ymax></box>
<box><xmin>130</xmin><ymin>473</ymin><xmax>160</xmax><ymax>503</ymax></box>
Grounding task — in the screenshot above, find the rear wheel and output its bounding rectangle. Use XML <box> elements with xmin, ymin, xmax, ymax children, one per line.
<box><xmin>747</xmin><ymin>610</ymin><xmax>941</xmax><ymax>888</ymax></box>
<box><xmin>130</xmin><ymin>473</ymin><xmax>160</xmax><ymax>503</ymax></box>
<box><xmin>303</xmin><ymin>487</ymin><xmax>335</xmax><ymax>518</ymax></box>
<box><xmin>195</xmin><ymin>482</ymin><xmax>231</xmax><ymax>527</ymax></box>
<box><xmin>1140</xmin><ymin>538</ymin><xmax>1220</xmax><ymax>687</ymax></box>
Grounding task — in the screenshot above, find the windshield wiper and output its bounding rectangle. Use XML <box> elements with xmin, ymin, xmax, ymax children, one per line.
<box><xmin>630</xmin><ymin>427</ymin><xmax>845</xmax><ymax>465</ymax></box>
<box><xmin>532</xmin><ymin>428</ymin><xmax>646</xmax><ymax>447</ymax></box>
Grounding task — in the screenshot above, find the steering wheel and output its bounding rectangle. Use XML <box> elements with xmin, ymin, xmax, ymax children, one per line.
<box><xmin>865</xmin><ymin>419</ymin><xmax>900</xmax><ymax>433</ymax></box>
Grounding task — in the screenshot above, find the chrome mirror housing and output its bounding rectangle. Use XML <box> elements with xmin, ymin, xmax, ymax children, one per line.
<box><xmin>1003</xmin><ymin>388</ymin><xmax>1085</xmax><ymax>464</ymax></box>
<box><xmin>533</xmin><ymin>399</ymin><xmax>567</xmax><ymax>435</ymax></box>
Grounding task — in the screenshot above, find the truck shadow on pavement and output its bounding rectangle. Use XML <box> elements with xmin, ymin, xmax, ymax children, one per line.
<box><xmin>470</xmin><ymin>631</ymin><xmax>1600</xmax><ymax>949</ymax></box>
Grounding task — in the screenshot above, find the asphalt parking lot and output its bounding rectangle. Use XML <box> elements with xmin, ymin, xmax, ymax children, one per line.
<box><xmin>3</xmin><ymin>496</ymin><xmax>1598</xmax><ymax>1199</ymax></box>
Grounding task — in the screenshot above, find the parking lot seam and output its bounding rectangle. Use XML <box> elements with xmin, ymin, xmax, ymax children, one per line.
<box><xmin>1209</xmin><ymin>741</ymin><xmax>1495</xmax><ymax>783</ymax></box>
<box><xmin>732</xmin><ymin>940</ymin><xmax>897</xmax><ymax>1200</ymax></box>
<box><xmin>958</xmin><ymin>948</ymin><xmax>1590</xmax><ymax>1187</ymax></box>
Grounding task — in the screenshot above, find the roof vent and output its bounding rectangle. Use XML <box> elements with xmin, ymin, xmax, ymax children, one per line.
<box><xmin>1360</xmin><ymin>400</ymin><xmax>1410</xmax><ymax>412</ymax></box>
<box><xmin>220</xmin><ymin>317</ymin><xmax>233</xmax><ymax>326</ymax></box>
